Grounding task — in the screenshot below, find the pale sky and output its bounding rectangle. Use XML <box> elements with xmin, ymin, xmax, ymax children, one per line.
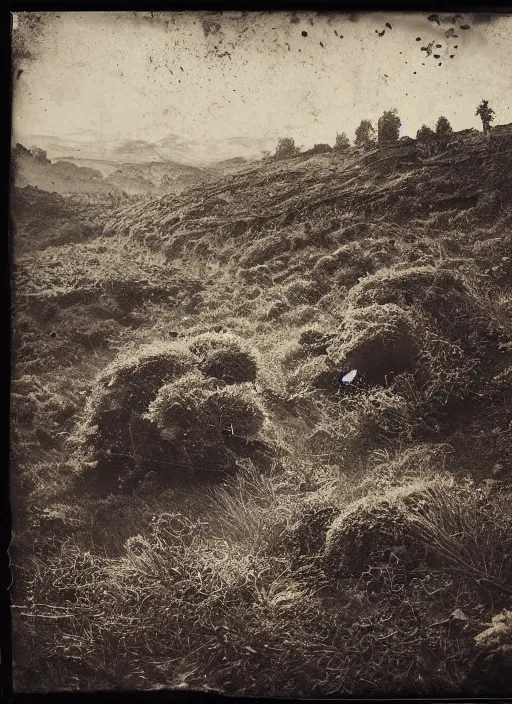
<box><xmin>11</xmin><ymin>11</ymin><xmax>512</xmax><ymax>157</ymax></box>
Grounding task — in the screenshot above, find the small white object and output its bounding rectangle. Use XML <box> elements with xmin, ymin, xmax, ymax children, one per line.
<box><xmin>341</xmin><ymin>369</ymin><xmax>358</xmax><ymax>384</ymax></box>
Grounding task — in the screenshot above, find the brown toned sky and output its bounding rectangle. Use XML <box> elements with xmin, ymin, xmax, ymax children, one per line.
<box><xmin>11</xmin><ymin>11</ymin><xmax>512</xmax><ymax>162</ymax></box>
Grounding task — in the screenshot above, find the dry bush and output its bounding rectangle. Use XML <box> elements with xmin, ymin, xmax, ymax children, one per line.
<box><xmin>324</xmin><ymin>477</ymin><xmax>512</xmax><ymax>588</ymax></box>
<box><xmin>146</xmin><ymin>373</ymin><xmax>269</xmax><ymax>480</ymax></box>
<box><xmin>333</xmin><ymin>386</ymin><xmax>419</xmax><ymax>458</ymax></box>
<box><xmin>324</xmin><ymin>479</ymin><xmax>439</xmax><ymax>577</ymax></box>
<box><xmin>345</xmin><ymin>265</ymin><xmax>488</xmax><ymax>341</ymax></box>
<box><xmin>281</xmin><ymin>279</ymin><xmax>323</xmax><ymax>306</ymax></box>
<box><xmin>187</xmin><ymin>331</ymin><xmax>259</xmax><ymax>384</ymax></box>
<box><xmin>71</xmin><ymin>341</ymin><xmax>196</xmax><ymax>490</ymax></box>
<box><xmin>72</xmin><ymin>329</ymin><xmax>271</xmax><ymax>491</ymax></box>
<box><xmin>286</xmin><ymin>356</ymin><xmax>338</xmax><ymax>397</ymax></box>
<box><xmin>327</xmin><ymin>303</ymin><xmax>419</xmax><ymax>386</ymax></box>
<box><xmin>470</xmin><ymin>610</ymin><xmax>512</xmax><ymax>693</ymax></box>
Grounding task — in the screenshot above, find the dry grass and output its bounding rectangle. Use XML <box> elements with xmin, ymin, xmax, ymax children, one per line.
<box><xmin>10</xmin><ymin>129</ymin><xmax>512</xmax><ymax>695</ymax></box>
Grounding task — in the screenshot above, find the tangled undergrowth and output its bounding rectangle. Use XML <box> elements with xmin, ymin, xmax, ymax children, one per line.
<box><xmin>10</xmin><ymin>127</ymin><xmax>512</xmax><ymax>695</ymax></box>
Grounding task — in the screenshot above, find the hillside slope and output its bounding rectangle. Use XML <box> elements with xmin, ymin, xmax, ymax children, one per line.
<box><xmin>104</xmin><ymin>160</ymin><xmax>207</xmax><ymax>195</ymax></box>
<box><xmin>11</xmin><ymin>127</ymin><xmax>512</xmax><ymax>695</ymax></box>
<box><xmin>11</xmin><ymin>144</ymin><xmax>124</xmax><ymax>196</ymax></box>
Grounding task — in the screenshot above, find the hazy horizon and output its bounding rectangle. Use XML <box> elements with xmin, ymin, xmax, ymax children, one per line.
<box><xmin>11</xmin><ymin>11</ymin><xmax>512</xmax><ymax>163</ymax></box>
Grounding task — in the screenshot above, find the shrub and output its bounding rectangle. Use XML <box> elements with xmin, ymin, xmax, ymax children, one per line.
<box><xmin>187</xmin><ymin>332</ymin><xmax>258</xmax><ymax>384</ymax></box>
<box><xmin>204</xmin><ymin>385</ymin><xmax>266</xmax><ymax>438</ymax></box>
<box><xmin>324</xmin><ymin>479</ymin><xmax>447</xmax><ymax>577</ymax></box>
<box><xmin>273</xmin><ymin>137</ymin><xmax>301</xmax><ymax>159</ymax></box>
<box><xmin>307</xmin><ymin>143</ymin><xmax>332</xmax><ymax>155</ymax></box>
<box><xmin>354</xmin><ymin>120</ymin><xmax>376</xmax><ymax>150</ymax></box>
<box><xmin>334</xmin><ymin>132</ymin><xmax>350</xmax><ymax>152</ymax></box>
<box><xmin>345</xmin><ymin>266</ymin><xmax>487</xmax><ymax>341</ymax></box>
<box><xmin>286</xmin><ymin>356</ymin><xmax>338</xmax><ymax>396</ymax></box>
<box><xmin>324</xmin><ymin>477</ymin><xmax>512</xmax><ymax>582</ymax></box>
<box><xmin>377</xmin><ymin>109</ymin><xmax>401</xmax><ymax>145</ymax></box>
<box><xmin>476</xmin><ymin>99</ymin><xmax>495</xmax><ymax>136</ymax></box>
<box><xmin>416</xmin><ymin>125</ymin><xmax>436</xmax><ymax>144</ymax></box>
<box><xmin>72</xmin><ymin>341</ymin><xmax>196</xmax><ymax>489</ymax></box>
<box><xmin>416</xmin><ymin>125</ymin><xmax>440</xmax><ymax>158</ymax></box>
<box><xmin>146</xmin><ymin>373</ymin><xmax>268</xmax><ymax>480</ymax></box>
<box><xmin>327</xmin><ymin>303</ymin><xmax>419</xmax><ymax>385</ymax></box>
<box><xmin>435</xmin><ymin>116</ymin><xmax>453</xmax><ymax>143</ymax></box>
<box><xmin>281</xmin><ymin>279</ymin><xmax>323</xmax><ymax>306</ymax></box>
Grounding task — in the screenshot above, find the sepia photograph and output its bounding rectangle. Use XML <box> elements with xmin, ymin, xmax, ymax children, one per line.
<box><xmin>8</xmin><ymin>9</ymin><xmax>512</xmax><ymax>696</ymax></box>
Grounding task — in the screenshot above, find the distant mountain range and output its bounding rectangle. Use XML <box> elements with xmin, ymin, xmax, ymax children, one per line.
<box><xmin>12</xmin><ymin>130</ymin><xmax>277</xmax><ymax>167</ymax></box>
<box><xmin>11</xmin><ymin>143</ymin><xmax>125</xmax><ymax>197</ymax></box>
<box><xmin>10</xmin><ymin>141</ymin><xmax>255</xmax><ymax>197</ymax></box>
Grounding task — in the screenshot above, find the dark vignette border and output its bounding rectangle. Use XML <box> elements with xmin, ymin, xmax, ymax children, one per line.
<box><xmin>3</xmin><ymin>2</ymin><xmax>512</xmax><ymax>704</ymax></box>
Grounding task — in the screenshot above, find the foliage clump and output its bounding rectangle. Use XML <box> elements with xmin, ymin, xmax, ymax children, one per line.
<box><xmin>355</xmin><ymin>120</ymin><xmax>376</xmax><ymax>150</ymax></box>
<box><xmin>146</xmin><ymin>373</ymin><xmax>267</xmax><ymax>480</ymax></box>
<box><xmin>324</xmin><ymin>477</ymin><xmax>512</xmax><ymax>581</ymax></box>
<box><xmin>476</xmin><ymin>99</ymin><xmax>495</xmax><ymax>136</ymax></box>
<box><xmin>73</xmin><ymin>342</ymin><xmax>195</xmax><ymax>489</ymax></box>
<box><xmin>377</xmin><ymin>109</ymin><xmax>401</xmax><ymax>145</ymax></box>
<box><xmin>324</xmin><ymin>480</ymin><xmax>440</xmax><ymax>577</ymax></box>
<box><xmin>188</xmin><ymin>331</ymin><xmax>259</xmax><ymax>384</ymax></box>
<box><xmin>273</xmin><ymin>137</ymin><xmax>301</xmax><ymax>159</ymax></box>
<box><xmin>286</xmin><ymin>356</ymin><xmax>338</xmax><ymax>396</ymax></box>
<box><xmin>327</xmin><ymin>303</ymin><xmax>418</xmax><ymax>386</ymax></box>
<box><xmin>72</xmin><ymin>333</ymin><xmax>267</xmax><ymax>490</ymax></box>
<box><xmin>334</xmin><ymin>132</ymin><xmax>350</xmax><ymax>152</ymax></box>
<box><xmin>435</xmin><ymin>115</ymin><xmax>453</xmax><ymax>144</ymax></box>
<box><xmin>345</xmin><ymin>265</ymin><xmax>485</xmax><ymax>339</ymax></box>
<box><xmin>306</xmin><ymin>143</ymin><xmax>332</xmax><ymax>155</ymax></box>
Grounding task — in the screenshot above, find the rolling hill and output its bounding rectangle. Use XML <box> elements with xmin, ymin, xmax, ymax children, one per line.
<box><xmin>10</xmin><ymin>124</ymin><xmax>512</xmax><ymax>696</ymax></box>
